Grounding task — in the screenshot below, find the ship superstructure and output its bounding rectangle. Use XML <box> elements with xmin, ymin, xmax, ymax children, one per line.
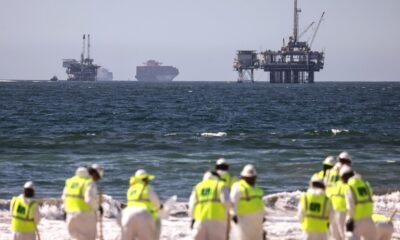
<box><xmin>234</xmin><ymin>0</ymin><xmax>325</xmax><ymax>83</ymax></box>
<box><xmin>63</xmin><ymin>34</ymin><xmax>100</xmax><ymax>81</ymax></box>
<box><xmin>135</xmin><ymin>60</ymin><xmax>179</xmax><ymax>82</ymax></box>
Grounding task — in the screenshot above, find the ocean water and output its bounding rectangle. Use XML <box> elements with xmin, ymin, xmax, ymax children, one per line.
<box><xmin>0</xmin><ymin>81</ymin><xmax>399</xmax><ymax>201</ymax></box>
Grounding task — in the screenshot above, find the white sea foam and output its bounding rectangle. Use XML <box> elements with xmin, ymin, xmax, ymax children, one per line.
<box><xmin>331</xmin><ymin>128</ymin><xmax>350</xmax><ymax>135</ymax></box>
<box><xmin>0</xmin><ymin>191</ymin><xmax>399</xmax><ymax>239</ymax></box>
<box><xmin>200</xmin><ymin>132</ymin><xmax>227</xmax><ymax>137</ymax></box>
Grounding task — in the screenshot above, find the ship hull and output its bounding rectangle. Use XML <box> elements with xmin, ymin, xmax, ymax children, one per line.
<box><xmin>135</xmin><ymin>65</ymin><xmax>179</xmax><ymax>82</ymax></box>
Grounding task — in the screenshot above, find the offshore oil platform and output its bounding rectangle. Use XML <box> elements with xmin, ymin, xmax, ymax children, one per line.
<box><xmin>63</xmin><ymin>34</ymin><xmax>100</xmax><ymax>81</ymax></box>
<box><xmin>234</xmin><ymin>0</ymin><xmax>325</xmax><ymax>83</ymax></box>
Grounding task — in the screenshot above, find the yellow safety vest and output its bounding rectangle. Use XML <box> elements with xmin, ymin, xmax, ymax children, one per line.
<box><xmin>314</xmin><ymin>169</ymin><xmax>339</xmax><ymax>196</ymax></box>
<box><xmin>330</xmin><ymin>181</ymin><xmax>347</xmax><ymax>212</ymax></box>
<box><xmin>372</xmin><ymin>214</ymin><xmax>391</xmax><ymax>223</ymax></box>
<box><xmin>127</xmin><ymin>181</ymin><xmax>158</xmax><ymax>219</ymax></box>
<box><xmin>220</xmin><ymin>172</ymin><xmax>236</xmax><ymax>188</ymax></box>
<box><xmin>347</xmin><ymin>178</ymin><xmax>373</xmax><ymax>220</ymax></box>
<box><xmin>193</xmin><ymin>179</ymin><xmax>226</xmax><ymax>221</ymax></box>
<box><xmin>236</xmin><ymin>180</ymin><xmax>264</xmax><ymax>216</ymax></box>
<box><xmin>300</xmin><ymin>192</ymin><xmax>330</xmax><ymax>233</ymax></box>
<box><xmin>64</xmin><ymin>175</ymin><xmax>92</xmax><ymax>212</ymax></box>
<box><xmin>11</xmin><ymin>196</ymin><xmax>37</xmax><ymax>233</ymax></box>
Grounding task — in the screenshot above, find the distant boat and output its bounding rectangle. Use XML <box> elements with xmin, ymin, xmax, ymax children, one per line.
<box><xmin>135</xmin><ymin>60</ymin><xmax>179</xmax><ymax>82</ymax></box>
<box><xmin>50</xmin><ymin>76</ymin><xmax>58</xmax><ymax>81</ymax></box>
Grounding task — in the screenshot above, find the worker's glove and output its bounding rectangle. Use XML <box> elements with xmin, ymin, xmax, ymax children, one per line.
<box><xmin>232</xmin><ymin>215</ymin><xmax>238</xmax><ymax>224</ymax></box>
<box><xmin>190</xmin><ymin>219</ymin><xmax>195</xmax><ymax>229</ymax></box>
<box><xmin>99</xmin><ymin>205</ymin><xmax>104</xmax><ymax>216</ymax></box>
<box><xmin>262</xmin><ymin>217</ymin><xmax>266</xmax><ymax>223</ymax></box>
<box><xmin>62</xmin><ymin>210</ymin><xmax>67</xmax><ymax>221</ymax></box>
<box><xmin>160</xmin><ymin>204</ymin><xmax>164</xmax><ymax>210</ymax></box>
<box><xmin>346</xmin><ymin>219</ymin><xmax>354</xmax><ymax>232</ymax></box>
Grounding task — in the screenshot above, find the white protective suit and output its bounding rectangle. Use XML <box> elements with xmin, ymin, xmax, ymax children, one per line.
<box><xmin>230</xmin><ymin>181</ymin><xmax>266</xmax><ymax>240</ymax></box>
<box><xmin>188</xmin><ymin>173</ymin><xmax>231</xmax><ymax>240</ymax></box>
<box><xmin>10</xmin><ymin>194</ymin><xmax>41</xmax><ymax>240</ymax></box>
<box><xmin>121</xmin><ymin>185</ymin><xmax>161</xmax><ymax>240</ymax></box>
<box><xmin>62</xmin><ymin>169</ymin><xmax>99</xmax><ymax>240</ymax></box>
<box><xmin>375</xmin><ymin>220</ymin><xmax>394</xmax><ymax>240</ymax></box>
<box><xmin>297</xmin><ymin>188</ymin><xmax>334</xmax><ymax>240</ymax></box>
<box><xmin>344</xmin><ymin>176</ymin><xmax>377</xmax><ymax>240</ymax></box>
<box><xmin>330</xmin><ymin>211</ymin><xmax>346</xmax><ymax>240</ymax></box>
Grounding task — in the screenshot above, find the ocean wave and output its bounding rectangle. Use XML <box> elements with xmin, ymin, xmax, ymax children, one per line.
<box><xmin>331</xmin><ymin>128</ymin><xmax>350</xmax><ymax>135</ymax></box>
<box><xmin>200</xmin><ymin>132</ymin><xmax>227</xmax><ymax>137</ymax></box>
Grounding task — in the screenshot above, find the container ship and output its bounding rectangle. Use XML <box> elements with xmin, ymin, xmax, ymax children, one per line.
<box><xmin>135</xmin><ymin>60</ymin><xmax>179</xmax><ymax>82</ymax></box>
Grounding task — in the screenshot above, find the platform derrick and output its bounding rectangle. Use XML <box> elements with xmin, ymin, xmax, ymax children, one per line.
<box><xmin>234</xmin><ymin>0</ymin><xmax>325</xmax><ymax>83</ymax></box>
<box><xmin>234</xmin><ymin>50</ymin><xmax>259</xmax><ymax>83</ymax></box>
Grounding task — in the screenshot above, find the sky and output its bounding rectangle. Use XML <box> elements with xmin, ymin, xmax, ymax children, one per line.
<box><xmin>0</xmin><ymin>0</ymin><xmax>399</xmax><ymax>81</ymax></box>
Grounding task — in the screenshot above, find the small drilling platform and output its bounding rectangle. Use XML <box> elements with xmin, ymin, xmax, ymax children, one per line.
<box><xmin>63</xmin><ymin>34</ymin><xmax>100</xmax><ymax>81</ymax></box>
<box><xmin>234</xmin><ymin>0</ymin><xmax>325</xmax><ymax>83</ymax></box>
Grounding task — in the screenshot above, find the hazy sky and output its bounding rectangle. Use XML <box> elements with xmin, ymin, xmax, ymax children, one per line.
<box><xmin>1</xmin><ymin>0</ymin><xmax>399</xmax><ymax>81</ymax></box>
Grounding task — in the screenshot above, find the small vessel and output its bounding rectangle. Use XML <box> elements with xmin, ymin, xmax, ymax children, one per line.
<box><xmin>135</xmin><ymin>60</ymin><xmax>179</xmax><ymax>82</ymax></box>
<box><xmin>50</xmin><ymin>76</ymin><xmax>58</xmax><ymax>81</ymax></box>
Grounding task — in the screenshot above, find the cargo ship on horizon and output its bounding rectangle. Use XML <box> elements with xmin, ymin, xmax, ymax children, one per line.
<box><xmin>135</xmin><ymin>60</ymin><xmax>179</xmax><ymax>82</ymax></box>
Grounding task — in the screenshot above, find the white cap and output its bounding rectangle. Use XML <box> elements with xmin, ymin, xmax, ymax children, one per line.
<box><xmin>323</xmin><ymin>156</ymin><xmax>336</xmax><ymax>166</ymax></box>
<box><xmin>135</xmin><ymin>169</ymin><xmax>155</xmax><ymax>180</ymax></box>
<box><xmin>91</xmin><ymin>164</ymin><xmax>104</xmax><ymax>178</ymax></box>
<box><xmin>23</xmin><ymin>181</ymin><xmax>34</xmax><ymax>189</ymax></box>
<box><xmin>310</xmin><ymin>175</ymin><xmax>324</xmax><ymax>185</ymax></box>
<box><xmin>240</xmin><ymin>164</ymin><xmax>257</xmax><ymax>177</ymax></box>
<box><xmin>75</xmin><ymin>167</ymin><xmax>89</xmax><ymax>177</ymax></box>
<box><xmin>216</xmin><ymin>158</ymin><xmax>227</xmax><ymax>165</ymax></box>
<box><xmin>338</xmin><ymin>151</ymin><xmax>352</xmax><ymax>162</ymax></box>
<box><xmin>339</xmin><ymin>165</ymin><xmax>353</xmax><ymax>177</ymax></box>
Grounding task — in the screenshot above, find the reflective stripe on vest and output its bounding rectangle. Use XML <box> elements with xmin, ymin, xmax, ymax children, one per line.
<box><xmin>193</xmin><ymin>179</ymin><xmax>226</xmax><ymax>221</ymax></box>
<box><xmin>11</xmin><ymin>196</ymin><xmax>37</xmax><ymax>232</ymax></box>
<box><xmin>237</xmin><ymin>180</ymin><xmax>264</xmax><ymax>216</ymax></box>
<box><xmin>348</xmin><ymin>178</ymin><xmax>373</xmax><ymax>220</ymax></box>
<box><xmin>127</xmin><ymin>181</ymin><xmax>158</xmax><ymax>219</ymax></box>
<box><xmin>300</xmin><ymin>192</ymin><xmax>330</xmax><ymax>233</ymax></box>
<box><xmin>64</xmin><ymin>176</ymin><xmax>92</xmax><ymax>212</ymax></box>
<box><xmin>330</xmin><ymin>181</ymin><xmax>347</xmax><ymax>212</ymax></box>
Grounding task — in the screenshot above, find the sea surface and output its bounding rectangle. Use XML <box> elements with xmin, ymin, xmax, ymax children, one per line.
<box><xmin>0</xmin><ymin>81</ymin><xmax>399</xmax><ymax>201</ymax></box>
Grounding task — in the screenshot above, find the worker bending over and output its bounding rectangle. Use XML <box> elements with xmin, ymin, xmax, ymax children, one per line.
<box><xmin>231</xmin><ymin>164</ymin><xmax>266</xmax><ymax>240</ymax></box>
<box><xmin>62</xmin><ymin>165</ymin><xmax>103</xmax><ymax>240</ymax></box>
<box><xmin>340</xmin><ymin>165</ymin><xmax>377</xmax><ymax>240</ymax></box>
<box><xmin>189</xmin><ymin>171</ymin><xmax>231</xmax><ymax>240</ymax></box>
<box><xmin>122</xmin><ymin>169</ymin><xmax>162</xmax><ymax>240</ymax></box>
<box><xmin>10</xmin><ymin>181</ymin><xmax>41</xmax><ymax>240</ymax></box>
<box><xmin>298</xmin><ymin>175</ymin><xmax>333</xmax><ymax>240</ymax></box>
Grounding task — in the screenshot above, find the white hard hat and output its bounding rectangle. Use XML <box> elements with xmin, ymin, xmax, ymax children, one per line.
<box><xmin>216</xmin><ymin>158</ymin><xmax>227</xmax><ymax>165</ymax></box>
<box><xmin>91</xmin><ymin>164</ymin><xmax>104</xmax><ymax>178</ymax></box>
<box><xmin>23</xmin><ymin>181</ymin><xmax>34</xmax><ymax>189</ymax></box>
<box><xmin>240</xmin><ymin>164</ymin><xmax>257</xmax><ymax>177</ymax></box>
<box><xmin>135</xmin><ymin>169</ymin><xmax>155</xmax><ymax>180</ymax></box>
<box><xmin>323</xmin><ymin>156</ymin><xmax>336</xmax><ymax>166</ymax></box>
<box><xmin>75</xmin><ymin>167</ymin><xmax>89</xmax><ymax>177</ymax></box>
<box><xmin>339</xmin><ymin>165</ymin><xmax>353</xmax><ymax>177</ymax></box>
<box><xmin>338</xmin><ymin>151</ymin><xmax>352</xmax><ymax>162</ymax></box>
<box><xmin>310</xmin><ymin>175</ymin><xmax>324</xmax><ymax>185</ymax></box>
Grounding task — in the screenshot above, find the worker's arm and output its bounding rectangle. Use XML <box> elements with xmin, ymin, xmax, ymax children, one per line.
<box><xmin>148</xmin><ymin>186</ymin><xmax>161</xmax><ymax>210</ymax></box>
<box><xmin>84</xmin><ymin>182</ymin><xmax>99</xmax><ymax>210</ymax></box>
<box><xmin>344</xmin><ymin>187</ymin><xmax>355</xmax><ymax>220</ymax></box>
<box><xmin>33</xmin><ymin>203</ymin><xmax>41</xmax><ymax>225</ymax></box>
<box><xmin>220</xmin><ymin>185</ymin><xmax>231</xmax><ymax>210</ymax></box>
<box><xmin>229</xmin><ymin>184</ymin><xmax>241</xmax><ymax>216</ymax></box>
<box><xmin>188</xmin><ymin>188</ymin><xmax>196</xmax><ymax>218</ymax></box>
<box><xmin>297</xmin><ymin>194</ymin><xmax>305</xmax><ymax>222</ymax></box>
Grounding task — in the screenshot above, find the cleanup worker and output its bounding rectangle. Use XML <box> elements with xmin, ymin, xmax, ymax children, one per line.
<box><xmin>189</xmin><ymin>170</ymin><xmax>230</xmax><ymax>240</ymax></box>
<box><xmin>10</xmin><ymin>181</ymin><xmax>41</xmax><ymax>240</ymax></box>
<box><xmin>329</xmin><ymin>175</ymin><xmax>348</xmax><ymax>240</ymax></box>
<box><xmin>215</xmin><ymin>158</ymin><xmax>236</xmax><ymax>188</ymax></box>
<box><xmin>313</xmin><ymin>156</ymin><xmax>337</xmax><ymax>195</ymax></box>
<box><xmin>62</xmin><ymin>165</ymin><xmax>103</xmax><ymax>240</ymax></box>
<box><xmin>298</xmin><ymin>175</ymin><xmax>332</xmax><ymax>240</ymax></box>
<box><xmin>340</xmin><ymin>165</ymin><xmax>377</xmax><ymax>240</ymax></box>
<box><xmin>230</xmin><ymin>164</ymin><xmax>266</xmax><ymax>240</ymax></box>
<box><xmin>121</xmin><ymin>169</ymin><xmax>162</xmax><ymax>240</ymax></box>
<box><xmin>372</xmin><ymin>213</ymin><xmax>394</xmax><ymax>240</ymax></box>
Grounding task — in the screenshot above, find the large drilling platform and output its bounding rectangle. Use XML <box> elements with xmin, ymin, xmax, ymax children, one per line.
<box><xmin>234</xmin><ymin>0</ymin><xmax>325</xmax><ymax>83</ymax></box>
<box><xmin>63</xmin><ymin>34</ymin><xmax>100</xmax><ymax>81</ymax></box>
